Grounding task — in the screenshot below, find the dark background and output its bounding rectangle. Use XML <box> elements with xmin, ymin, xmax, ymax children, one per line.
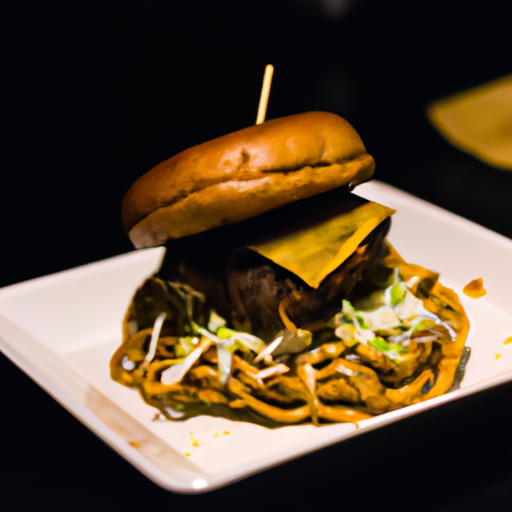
<box><xmin>2</xmin><ymin>1</ymin><xmax>512</xmax><ymax>511</ymax></box>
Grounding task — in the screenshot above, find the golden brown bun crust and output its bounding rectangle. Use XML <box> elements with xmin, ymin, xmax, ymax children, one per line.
<box><xmin>123</xmin><ymin>111</ymin><xmax>375</xmax><ymax>248</ymax></box>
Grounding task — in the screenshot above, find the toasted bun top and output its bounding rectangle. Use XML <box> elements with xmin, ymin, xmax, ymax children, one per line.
<box><xmin>122</xmin><ymin>111</ymin><xmax>375</xmax><ymax>248</ymax></box>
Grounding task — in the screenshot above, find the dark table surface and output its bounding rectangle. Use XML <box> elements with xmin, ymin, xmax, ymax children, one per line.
<box><xmin>2</xmin><ymin>1</ymin><xmax>512</xmax><ymax>511</ymax></box>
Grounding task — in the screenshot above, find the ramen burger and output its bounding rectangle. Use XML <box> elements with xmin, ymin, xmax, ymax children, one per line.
<box><xmin>111</xmin><ymin>112</ymin><xmax>470</xmax><ymax>427</ymax></box>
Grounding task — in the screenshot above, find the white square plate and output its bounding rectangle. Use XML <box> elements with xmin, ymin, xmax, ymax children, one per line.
<box><xmin>1</xmin><ymin>181</ymin><xmax>512</xmax><ymax>493</ymax></box>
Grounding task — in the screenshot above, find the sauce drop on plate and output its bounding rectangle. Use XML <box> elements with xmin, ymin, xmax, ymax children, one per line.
<box><xmin>463</xmin><ymin>277</ymin><xmax>487</xmax><ymax>298</ymax></box>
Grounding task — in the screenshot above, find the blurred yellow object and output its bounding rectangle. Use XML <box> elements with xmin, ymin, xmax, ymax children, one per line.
<box><xmin>427</xmin><ymin>74</ymin><xmax>512</xmax><ymax>170</ymax></box>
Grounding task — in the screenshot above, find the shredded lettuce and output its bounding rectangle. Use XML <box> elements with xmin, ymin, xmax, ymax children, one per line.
<box><xmin>160</xmin><ymin>339</ymin><xmax>212</xmax><ymax>385</ymax></box>
<box><xmin>335</xmin><ymin>268</ymin><xmax>456</xmax><ymax>364</ymax></box>
<box><xmin>141</xmin><ymin>312</ymin><xmax>166</xmax><ymax>368</ymax></box>
<box><xmin>174</xmin><ymin>336</ymin><xmax>200</xmax><ymax>357</ymax></box>
<box><xmin>216</xmin><ymin>343</ymin><xmax>233</xmax><ymax>386</ymax></box>
<box><xmin>208</xmin><ymin>310</ymin><xmax>227</xmax><ymax>333</ymax></box>
<box><xmin>197</xmin><ymin>316</ymin><xmax>266</xmax><ymax>385</ymax></box>
<box><xmin>385</xmin><ymin>267</ymin><xmax>405</xmax><ymax>307</ymax></box>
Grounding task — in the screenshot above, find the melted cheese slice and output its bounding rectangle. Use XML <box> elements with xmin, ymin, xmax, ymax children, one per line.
<box><xmin>248</xmin><ymin>197</ymin><xmax>395</xmax><ymax>289</ymax></box>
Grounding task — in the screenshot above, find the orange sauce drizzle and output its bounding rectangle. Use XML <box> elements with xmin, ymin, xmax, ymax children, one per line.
<box><xmin>463</xmin><ymin>277</ymin><xmax>487</xmax><ymax>298</ymax></box>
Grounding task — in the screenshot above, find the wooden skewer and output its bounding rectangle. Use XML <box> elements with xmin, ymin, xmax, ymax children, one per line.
<box><xmin>256</xmin><ymin>64</ymin><xmax>274</xmax><ymax>124</ymax></box>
